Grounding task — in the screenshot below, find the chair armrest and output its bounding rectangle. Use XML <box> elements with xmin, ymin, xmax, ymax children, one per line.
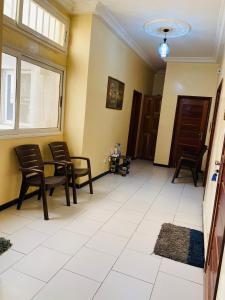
<box><xmin>44</xmin><ymin>161</ymin><xmax>69</xmax><ymax>176</ymax></box>
<box><xmin>59</xmin><ymin>160</ymin><xmax>73</xmax><ymax>166</ymax></box>
<box><xmin>70</xmin><ymin>157</ymin><xmax>91</xmax><ymax>168</ymax></box>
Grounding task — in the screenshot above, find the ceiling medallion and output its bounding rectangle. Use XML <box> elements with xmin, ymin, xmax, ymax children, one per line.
<box><xmin>144</xmin><ymin>18</ymin><xmax>191</xmax><ymax>38</ymax></box>
<box><xmin>144</xmin><ymin>18</ymin><xmax>191</xmax><ymax>59</ymax></box>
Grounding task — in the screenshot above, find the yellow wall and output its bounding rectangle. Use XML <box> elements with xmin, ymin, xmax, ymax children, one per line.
<box><xmin>0</xmin><ymin>9</ymin><xmax>154</xmax><ymax>204</ymax></box>
<box><xmin>152</xmin><ymin>70</ymin><xmax>165</xmax><ymax>96</ymax></box>
<box><xmin>64</xmin><ymin>14</ymin><xmax>93</xmax><ymax>156</ymax></box>
<box><xmin>0</xmin><ymin>3</ymin><xmax>67</xmax><ymax>205</ymax></box>
<box><xmin>81</xmin><ymin>15</ymin><xmax>154</xmax><ymax>177</ymax></box>
<box><xmin>154</xmin><ymin>62</ymin><xmax>219</xmax><ymax>166</ymax></box>
<box><xmin>0</xmin><ymin>136</ymin><xmax>63</xmax><ymax>205</ymax></box>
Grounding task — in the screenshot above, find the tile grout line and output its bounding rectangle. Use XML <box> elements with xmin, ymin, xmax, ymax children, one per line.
<box><xmin>158</xmin><ymin>270</ymin><xmax>204</xmax><ymax>286</ymax></box>
<box><xmin>29</xmin><ymin>169</ymin><xmax>150</xmax><ymax>299</ymax></box>
<box><xmin>91</xmin><ymin>169</ymin><xmax>172</xmax><ymax>299</ymax></box>
<box><xmin>149</xmin><ymin>256</ymin><xmax>163</xmax><ymax>300</ymax></box>
<box><xmin>1</xmin><ymin>163</ymin><xmax>204</xmax><ymax>300</ymax></box>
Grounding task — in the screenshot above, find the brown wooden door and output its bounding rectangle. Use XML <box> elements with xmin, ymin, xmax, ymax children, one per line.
<box><xmin>126</xmin><ymin>90</ymin><xmax>142</xmax><ymax>158</ymax></box>
<box><xmin>205</xmin><ymin>137</ymin><xmax>225</xmax><ymax>300</ymax></box>
<box><xmin>204</xmin><ymin>81</ymin><xmax>223</xmax><ymax>186</ymax></box>
<box><xmin>170</xmin><ymin>96</ymin><xmax>211</xmax><ymax>166</ymax></box>
<box><xmin>138</xmin><ymin>95</ymin><xmax>162</xmax><ymax>160</ymax></box>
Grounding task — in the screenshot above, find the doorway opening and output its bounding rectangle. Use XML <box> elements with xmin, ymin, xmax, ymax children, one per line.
<box><xmin>138</xmin><ymin>95</ymin><xmax>162</xmax><ymax>160</ymax></box>
<box><xmin>126</xmin><ymin>90</ymin><xmax>142</xmax><ymax>158</ymax></box>
<box><xmin>169</xmin><ymin>95</ymin><xmax>211</xmax><ymax>167</ymax></box>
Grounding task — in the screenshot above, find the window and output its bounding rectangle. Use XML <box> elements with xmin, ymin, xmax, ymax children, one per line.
<box><xmin>3</xmin><ymin>0</ymin><xmax>18</xmax><ymax>20</ymax></box>
<box><xmin>22</xmin><ymin>0</ymin><xmax>66</xmax><ymax>47</ymax></box>
<box><xmin>20</xmin><ymin>60</ymin><xmax>61</xmax><ymax>129</ymax></box>
<box><xmin>0</xmin><ymin>53</ymin><xmax>17</xmax><ymax>129</ymax></box>
<box><xmin>0</xmin><ymin>51</ymin><xmax>64</xmax><ymax>136</ymax></box>
<box><xmin>3</xmin><ymin>0</ymin><xmax>69</xmax><ymax>50</ymax></box>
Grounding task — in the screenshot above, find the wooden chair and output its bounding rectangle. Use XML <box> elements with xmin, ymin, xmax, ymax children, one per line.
<box><xmin>49</xmin><ymin>141</ymin><xmax>93</xmax><ymax>204</ymax></box>
<box><xmin>171</xmin><ymin>145</ymin><xmax>208</xmax><ymax>186</ymax></box>
<box><xmin>15</xmin><ymin>144</ymin><xmax>70</xmax><ymax>220</ymax></box>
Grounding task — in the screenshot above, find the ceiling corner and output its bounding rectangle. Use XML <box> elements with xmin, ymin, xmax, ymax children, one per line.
<box><xmin>94</xmin><ymin>2</ymin><xmax>156</xmax><ymax>70</ymax></box>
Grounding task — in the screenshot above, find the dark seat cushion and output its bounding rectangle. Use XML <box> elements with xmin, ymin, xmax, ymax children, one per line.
<box><xmin>56</xmin><ymin>167</ymin><xmax>89</xmax><ymax>177</ymax></box>
<box><xmin>27</xmin><ymin>175</ymin><xmax>66</xmax><ymax>187</ymax></box>
<box><xmin>74</xmin><ymin>168</ymin><xmax>89</xmax><ymax>176</ymax></box>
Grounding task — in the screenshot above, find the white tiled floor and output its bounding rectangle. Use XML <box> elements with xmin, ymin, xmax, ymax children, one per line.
<box><xmin>0</xmin><ymin>160</ymin><xmax>204</xmax><ymax>299</ymax></box>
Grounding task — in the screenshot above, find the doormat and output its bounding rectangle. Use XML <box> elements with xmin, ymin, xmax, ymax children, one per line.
<box><xmin>154</xmin><ymin>223</ymin><xmax>204</xmax><ymax>268</ymax></box>
<box><xmin>0</xmin><ymin>237</ymin><xmax>12</xmax><ymax>255</ymax></box>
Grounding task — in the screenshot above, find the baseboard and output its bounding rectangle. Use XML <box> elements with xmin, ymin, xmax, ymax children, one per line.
<box><xmin>153</xmin><ymin>163</ymin><xmax>170</xmax><ymax>168</ymax></box>
<box><xmin>0</xmin><ymin>190</ymin><xmax>39</xmax><ymax>211</ymax></box>
<box><xmin>76</xmin><ymin>170</ymin><xmax>110</xmax><ymax>189</ymax></box>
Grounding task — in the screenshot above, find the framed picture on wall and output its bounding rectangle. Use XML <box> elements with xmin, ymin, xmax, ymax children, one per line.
<box><xmin>106</xmin><ymin>76</ymin><xmax>125</xmax><ymax>110</ymax></box>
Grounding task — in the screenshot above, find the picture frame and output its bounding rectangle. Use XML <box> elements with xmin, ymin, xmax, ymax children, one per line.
<box><xmin>106</xmin><ymin>76</ymin><xmax>125</xmax><ymax>110</ymax></box>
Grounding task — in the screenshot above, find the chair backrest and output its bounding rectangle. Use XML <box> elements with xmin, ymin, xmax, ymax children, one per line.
<box><xmin>49</xmin><ymin>141</ymin><xmax>71</xmax><ymax>162</ymax></box>
<box><xmin>15</xmin><ymin>144</ymin><xmax>44</xmax><ymax>171</ymax></box>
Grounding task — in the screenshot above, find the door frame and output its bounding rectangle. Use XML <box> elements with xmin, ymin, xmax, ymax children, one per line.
<box><xmin>169</xmin><ymin>95</ymin><xmax>212</xmax><ymax>167</ymax></box>
<box><xmin>126</xmin><ymin>90</ymin><xmax>143</xmax><ymax>158</ymax></box>
<box><xmin>203</xmin><ymin>80</ymin><xmax>223</xmax><ymax>186</ymax></box>
<box><xmin>205</xmin><ymin>137</ymin><xmax>225</xmax><ymax>300</ymax></box>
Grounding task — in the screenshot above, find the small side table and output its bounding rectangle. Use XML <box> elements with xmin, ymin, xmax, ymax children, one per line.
<box><xmin>109</xmin><ymin>155</ymin><xmax>131</xmax><ymax>176</ymax></box>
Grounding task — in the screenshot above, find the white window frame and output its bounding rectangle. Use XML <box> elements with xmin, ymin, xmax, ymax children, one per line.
<box><xmin>0</xmin><ymin>47</ymin><xmax>65</xmax><ymax>139</ymax></box>
<box><xmin>3</xmin><ymin>0</ymin><xmax>69</xmax><ymax>52</ymax></box>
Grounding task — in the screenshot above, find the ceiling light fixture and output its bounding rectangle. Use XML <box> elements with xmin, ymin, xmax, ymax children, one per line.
<box><xmin>144</xmin><ymin>19</ymin><xmax>191</xmax><ymax>61</ymax></box>
<box><xmin>158</xmin><ymin>28</ymin><xmax>170</xmax><ymax>58</ymax></box>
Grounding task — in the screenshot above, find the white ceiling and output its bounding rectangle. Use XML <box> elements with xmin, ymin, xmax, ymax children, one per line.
<box><xmin>57</xmin><ymin>0</ymin><xmax>225</xmax><ymax>70</ymax></box>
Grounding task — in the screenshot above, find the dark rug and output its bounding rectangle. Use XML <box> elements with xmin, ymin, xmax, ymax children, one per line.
<box><xmin>0</xmin><ymin>237</ymin><xmax>12</xmax><ymax>255</ymax></box>
<box><xmin>154</xmin><ymin>223</ymin><xmax>204</xmax><ymax>268</ymax></box>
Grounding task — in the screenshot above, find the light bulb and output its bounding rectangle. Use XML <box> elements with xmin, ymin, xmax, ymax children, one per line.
<box><xmin>158</xmin><ymin>40</ymin><xmax>170</xmax><ymax>58</ymax></box>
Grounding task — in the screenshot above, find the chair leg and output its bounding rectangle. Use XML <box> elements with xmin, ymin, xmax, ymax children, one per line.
<box><xmin>37</xmin><ymin>188</ymin><xmax>42</xmax><ymax>200</ymax></box>
<box><xmin>71</xmin><ymin>172</ymin><xmax>77</xmax><ymax>204</ymax></box>
<box><xmin>49</xmin><ymin>188</ymin><xmax>55</xmax><ymax>197</ymax></box>
<box><xmin>191</xmin><ymin>168</ymin><xmax>198</xmax><ymax>187</ymax></box>
<box><xmin>172</xmin><ymin>162</ymin><xmax>181</xmax><ymax>183</ymax></box>
<box><xmin>88</xmin><ymin>169</ymin><xmax>93</xmax><ymax>194</ymax></box>
<box><xmin>64</xmin><ymin>180</ymin><xmax>70</xmax><ymax>207</ymax></box>
<box><xmin>196</xmin><ymin>170</ymin><xmax>199</xmax><ymax>181</ymax></box>
<box><xmin>17</xmin><ymin>181</ymin><xmax>29</xmax><ymax>210</ymax></box>
<box><xmin>41</xmin><ymin>184</ymin><xmax>49</xmax><ymax>220</ymax></box>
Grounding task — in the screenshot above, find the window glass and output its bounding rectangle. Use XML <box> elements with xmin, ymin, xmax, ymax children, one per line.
<box><xmin>22</xmin><ymin>0</ymin><xmax>66</xmax><ymax>46</ymax></box>
<box><xmin>19</xmin><ymin>60</ymin><xmax>61</xmax><ymax>129</ymax></box>
<box><xmin>3</xmin><ymin>0</ymin><xmax>17</xmax><ymax>20</ymax></box>
<box><xmin>0</xmin><ymin>53</ymin><xmax>17</xmax><ymax>130</ymax></box>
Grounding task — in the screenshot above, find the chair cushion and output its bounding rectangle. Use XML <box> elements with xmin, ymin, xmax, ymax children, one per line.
<box><xmin>180</xmin><ymin>159</ymin><xmax>196</xmax><ymax>168</ymax></box>
<box><xmin>74</xmin><ymin>168</ymin><xmax>89</xmax><ymax>177</ymax></box>
<box><xmin>56</xmin><ymin>167</ymin><xmax>89</xmax><ymax>177</ymax></box>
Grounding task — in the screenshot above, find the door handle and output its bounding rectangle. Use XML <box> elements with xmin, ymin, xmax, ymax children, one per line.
<box><xmin>215</xmin><ymin>161</ymin><xmax>221</xmax><ymax>166</ymax></box>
